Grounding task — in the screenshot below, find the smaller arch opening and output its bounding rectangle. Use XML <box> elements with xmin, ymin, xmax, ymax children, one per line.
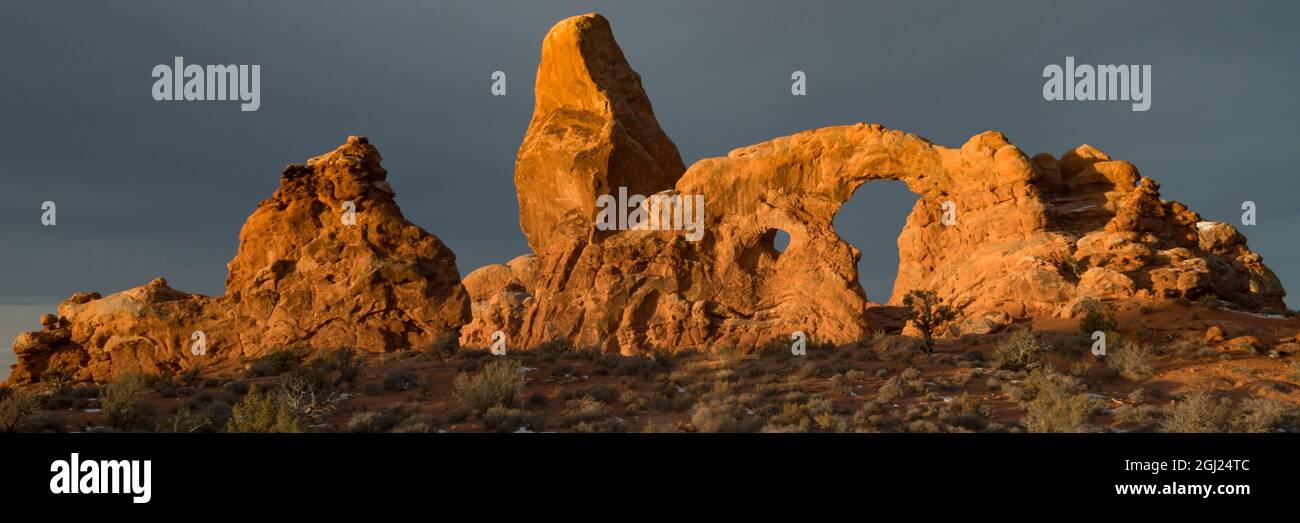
<box><xmin>772</xmin><ymin>228</ymin><xmax>790</xmax><ymax>254</ymax></box>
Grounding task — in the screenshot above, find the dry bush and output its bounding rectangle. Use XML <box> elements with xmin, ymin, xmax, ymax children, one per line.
<box><xmin>1078</xmin><ymin>300</ymin><xmax>1118</xmax><ymax>335</ymax></box>
<box><xmin>1019</xmin><ymin>369</ymin><xmax>1096</xmax><ymax>433</ymax></box>
<box><xmin>1107</xmin><ymin>340</ymin><xmax>1155</xmax><ymax>381</ymax></box>
<box><xmin>226</xmin><ymin>385</ymin><xmax>302</xmax><ymax>433</ymax></box>
<box><xmin>993</xmin><ymin>331</ymin><xmax>1047</xmax><ymax>371</ymax></box>
<box><xmin>1160</xmin><ymin>392</ymin><xmax>1231</xmax><ymax>433</ymax></box>
<box><xmin>690</xmin><ymin>389</ymin><xmax>763</xmax><ymax>433</ymax></box>
<box><xmin>454</xmin><ymin>358</ymin><xmax>526</xmax><ymax>414</ymax></box>
<box><xmin>277</xmin><ymin>372</ymin><xmax>341</xmax><ymax>424</ymax></box>
<box><xmin>1161</xmin><ymin>394</ymin><xmax>1299</xmax><ymax>433</ymax></box>
<box><xmin>101</xmin><ymin>373</ymin><xmax>153</xmax><ymax>430</ymax></box>
<box><xmin>0</xmin><ymin>391</ymin><xmax>50</xmax><ymax>432</ymax></box>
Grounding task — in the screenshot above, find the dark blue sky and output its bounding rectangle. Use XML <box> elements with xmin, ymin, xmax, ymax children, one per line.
<box><xmin>2</xmin><ymin>0</ymin><xmax>1297</xmax><ymax>311</ymax></box>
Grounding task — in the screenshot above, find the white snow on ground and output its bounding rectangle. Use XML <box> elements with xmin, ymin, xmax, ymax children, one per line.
<box><xmin>1229</xmin><ymin>309</ymin><xmax>1288</xmax><ymax>320</ymax></box>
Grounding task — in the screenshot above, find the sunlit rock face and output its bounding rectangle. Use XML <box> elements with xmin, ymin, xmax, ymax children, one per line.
<box><xmin>468</xmin><ymin>13</ymin><xmax>1285</xmax><ymax>355</ymax></box>
<box><xmin>8</xmin><ymin>136</ymin><xmax>470</xmax><ymax>385</ymax></box>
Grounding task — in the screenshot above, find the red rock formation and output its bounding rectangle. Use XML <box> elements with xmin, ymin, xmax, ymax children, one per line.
<box><xmin>11</xmin><ymin>13</ymin><xmax>1288</xmax><ymax>384</ymax></box>
<box><xmin>224</xmin><ymin>136</ymin><xmax>468</xmax><ymax>352</ymax></box>
<box><xmin>514</xmin><ymin>13</ymin><xmax>685</xmax><ymax>253</ymax></box>
<box><xmin>7</xmin><ymin>137</ymin><xmax>469</xmax><ymax>385</ymax></box>
<box><xmin>464</xmin><ymin>13</ymin><xmax>1286</xmax><ymax>355</ymax></box>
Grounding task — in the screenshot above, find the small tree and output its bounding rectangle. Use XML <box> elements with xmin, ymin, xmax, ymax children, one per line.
<box><xmin>226</xmin><ymin>385</ymin><xmax>302</xmax><ymax>433</ymax></box>
<box><xmin>902</xmin><ymin>290</ymin><xmax>958</xmax><ymax>353</ymax></box>
<box><xmin>1077</xmin><ymin>299</ymin><xmax>1117</xmax><ymax>335</ymax></box>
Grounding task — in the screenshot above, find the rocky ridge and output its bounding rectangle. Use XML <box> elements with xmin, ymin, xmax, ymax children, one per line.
<box><xmin>7</xmin><ymin>13</ymin><xmax>1286</xmax><ymax>386</ymax></box>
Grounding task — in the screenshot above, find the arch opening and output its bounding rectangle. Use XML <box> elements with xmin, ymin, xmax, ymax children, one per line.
<box><xmin>832</xmin><ymin>179</ymin><xmax>917</xmax><ymax>305</ymax></box>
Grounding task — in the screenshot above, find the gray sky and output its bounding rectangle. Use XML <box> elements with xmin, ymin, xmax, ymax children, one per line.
<box><xmin>2</xmin><ymin>1</ymin><xmax>1298</xmax><ymax>377</ymax></box>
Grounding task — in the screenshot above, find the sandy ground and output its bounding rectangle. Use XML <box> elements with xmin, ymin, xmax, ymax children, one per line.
<box><xmin>9</xmin><ymin>298</ymin><xmax>1300</xmax><ymax>433</ymax></box>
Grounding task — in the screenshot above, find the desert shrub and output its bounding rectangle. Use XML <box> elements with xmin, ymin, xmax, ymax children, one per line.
<box><xmin>1019</xmin><ymin>369</ymin><xmax>1094</xmax><ymax>433</ymax></box>
<box><xmin>1235</xmin><ymin>398</ymin><xmax>1299</xmax><ymax>433</ymax></box>
<box><xmin>0</xmin><ymin>391</ymin><xmax>44</xmax><ymax>432</ymax></box>
<box><xmin>857</xmin><ymin>330</ymin><xmax>887</xmax><ymax>348</ymax></box>
<box><xmin>1078</xmin><ymin>301</ymin><xmax>1118</xmax><ymax>335</ymax></box>
<box><xmin>158</xmin><ymin>391</ymin><xmax>233</xmax><ymax>433</ymax></box>
<box><xmin>158</xmin><ymin>405</ymin><xmax>224</xmax><ymax>433</ymax></box>
<box><xmin>392</xmin><ymin>412</ymin><xmax>442</xmax><ymax>433</ymax></box>
<box><xmin>1162</xmin><ymin>394</ymin><xmax>1298</xmax><ymax>433</ymax></box>
<box><xmin>902</xmin><ymin>290</ymin><xmax>958</xmax><ymax>353</ymax></box>
<box><xmin>1106</xmin><ymin>340</ymin><xmax>1154</xmax><ymax>381</ymax></box>
<box><xmin>619</xmin><ymin>390</ymin><xmax>647</xmax><ymax>413</ymax></box>
<box><xmin>1161</xmin><ymin>392</ymin><xmax>1231</xmax><ymax>433</ymax></box>
<box><xmin>225</xmin><ymin>385</ymin><xmax>302</xmax><ymax>433</ymax></box>
<box><xmin>223</xmin><ymin>380</ymin><xmax>250</xmax><ymax>395</ymax></box>
<box><xmin>41</xmin><ymin>387</ymin><xmax>80</xmax><ymax>410</ymax></box>
<box><xmin>381</xmin><ymin>369</ymin><xmax>422</xmax><ymax>393</ymax></box>
<box><xmin>807</xmin><ymin>396</ymin><xmax>852</xmax><ymax>432</ymax></box>
<box><xmin>422</xmin><ymin>335</ymin><xmax>460</xmax><ymax>360</ymax></box>
<box><xmin>307</xmin><ymin>347</ymin><xmax>365</xmax><ymax>386</ymax></box>
<box><xmin>787</xmin><ymin>360</ymin><xmax>828</xmax><ymax>382</ymax></box>
<box><xmin>690</xmin><ymin>393</ymin><xmax>763</xmax><ymax>433</ymax></box>
<box><xmin>247</xmin><ymin>347</ymin><xmax>307</xmax><ymax>377</ymax></box>
<box><xmin>525</xmin><ymin>392</ymin><xmax>548</xmax><ymax>409</ymax></box>
<box><xmin>900</xmin><ymin>367</ymin><xmax>922</xmax><ymax>381</ymax></box>
<box><xmin>876</xmin><ymin>376</ymin><xmax>907</xmax><ymax>402</ymax></box>
<box><xmin>277</xmin><ymin>372</ymin><xmax>341</xmax><ymax>424</ymax></box>
<box><xmin>853</xmin><ymin>409</ymin><xmax>900</xmax><ymax>432</ymax></box>
<box><xmin>829</xmin><ymin>373</ymin><xmax>852</xmax><ymax>395</ymax></box>
<box><xmin>101</xmin><ymin>373</ymin><xmax>153</xmax><ymax>430</ymax></box>
<box><xmin>649</xmin><ymin>382</ymin><xmax>696</xmax><ymax>412</ymax></box>
<box><xmin>764</xmin><ymin>394</ymin><xmax>840</xmax><ymax>433</ymax></box>
<box><xmin>558</xmin><ymin>396</ymin><xmax>626</xmax><ymax>432</ymax></box>
<box><xmin>346</xmin><ymin>411</ymin><xmax>401</xmax><ymax>433</ymax></box>
<box><xmin>41</xmin><ymin>362</ymin><xmax>76</xmax><ymax>391</ymax></box>
<box><xmin>454</xmin><ymin>358</ymin><xmax>526</xmax><ymax>414</ymax></box>
<box><xmin>563</xmin><ymin>384</ymin><xmax>618</xmax><ymax>404</ymax></box>
<box><xmin>1068</xmin><ymin>359</ymin><xmax>1094</xmax><ymax>378</ymax></box>
<box><xmin>993</xmin><ymin>331</ymin><xmax>1048</xmax><ymax>371</ymax></box>
<box><xmin>602</xmin><ymin>354</ymin><xmax>659</xmax><ymax>377</ymax></box>
<box><xmin>482</xmin><ymin>406</ymin><xmax>545</xmax><ymax>433</ymax></box>
<box><xmin>178</xmin><ymin>364</ymin><xmax>204</xmax><ymax>387</ymax></box>
<box><xmin>1113</xmin><ymin>402</ymin><xmax>1161</xmax><ymax>430</ymax></box>
<box><xmin>534</xmin><ymin>337</ymin><xmax>577</xmax><ymax>358</ymax></box>
<box><xmin>937</xmin><ymin>393</ymin><xmax>993</xmax><ymax>432</ymax></box>
<box><xmin>346</xmin><ymin>404</ymin><xmax>429</xmax><ymax>433</ymax></box>
<box><xmin>150</xmin><ymin>373</ymin><xmax>181</xmax><ymax>397</ymax></box>
<box><xmin>757</xmin><ymin>335</ymin><xmax>796</xmax><ymax>359</ymax></box>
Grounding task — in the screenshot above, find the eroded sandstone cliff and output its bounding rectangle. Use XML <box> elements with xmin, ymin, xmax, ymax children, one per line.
<box><xmin>461</xmin><ymin>13</ymin><xmax>1285</xmax><ymax>355</ymax></box>
<box><xmin>8</xmin><ymin>136</ymin><xmax>469</xmax><ymax>385</ymax></box>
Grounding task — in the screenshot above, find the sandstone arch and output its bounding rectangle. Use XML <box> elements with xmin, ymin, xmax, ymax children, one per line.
<box><xmin>10</xmin><ymin>13</ymin><xmax>1288</xmax><ymax>386</ymax></box>
<box><xmin>461</xmin><ymin>13</ymin><xmax>1285</xmax><ymax>355</ymax></box>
